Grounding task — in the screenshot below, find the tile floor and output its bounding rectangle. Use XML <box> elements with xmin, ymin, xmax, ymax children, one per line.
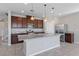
<box><xmin>36</xmin><ymin>43</ymin><xmax>79</xmax><ymax>56</ymax></box>
<box><xmin>0</xmin><ymin>43</ymin><xmax>25</xmax><ymax>56</ymax></box>
<box><xmin>0</xmin><ymin>42</ymin><xmax>79</xmax><ymax>56</ymax></box>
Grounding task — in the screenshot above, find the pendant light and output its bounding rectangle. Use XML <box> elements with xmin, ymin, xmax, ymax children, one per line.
<box><xmin>30</xmin><ymin>3</ymin><xmax>35</xmax><ymax>20</ymax></box>
<box><xmin>44</xmin><ymin>4</ymin><xmax>48</xmax><ymax>22</ymax></box>
<box><xmin>51</xmin><ymin>7</ymin><xmax>54</xmax><ymax>14</ymax></box>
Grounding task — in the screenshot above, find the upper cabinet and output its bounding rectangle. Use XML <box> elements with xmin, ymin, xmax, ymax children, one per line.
<box><xmin>38</xmin><ymin>20</ymin><xmax>43</xmax><ymax>28</ymax></box>
<box><xmin>17</xmin><ymin>17</ymin><xmax>22</xmax><ymax>28</ymax></box>
<box><xmin>11</xmin><ymin>16</ymin><xmax>43</xmax><ymax>28</ymax></box>
<box><xmin>33</xmin><ymin>19</ymin><xmax>43</xmax><ymax>28</ymax></box>
<box><xmin>22</xmin><ymin>18</ymin><xmax>28</xmax><ymax>28</ymax></box>
<box><xmin>11</xmin><ymin>16</ymin><xmax>27</xmax><ymax>28</ymax></box>
<box><xmin>33</xmin><ymin>19</ymin><xmax>38</xmax><ymax>28</ymax></box>
<box><xmin>11</xmin><ymin>16</ymin><xmax>18</xmax><ymax>28</ymax></box>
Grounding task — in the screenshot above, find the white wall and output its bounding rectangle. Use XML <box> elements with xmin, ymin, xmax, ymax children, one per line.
<box><xmin>44</xmin><ymin>16</ymin><xmax>59</xmax><ymax>34</ymax></box>
<box><xmin>0</xmin><ymin>14</ymin><xmax>8</xmax><ymax>41</ymax></box>
<box><xmin>0</xmin><ymin>22</ymin><xmax>6</xmax><ymax>40</ymax></box>
<box><xmin>58</xmin><ymin>12</ymin><xmax>79</xmax><ymax>44</ymax></box>
<box><xmin>3</xmin><ymin>22</ymin><xmax>8</xmax><ymax>40</ymax></box>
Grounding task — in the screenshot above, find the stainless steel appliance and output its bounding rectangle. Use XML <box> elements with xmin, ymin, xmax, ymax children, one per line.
<box><xmin>55</xmin><ymin>24</ymin><xmax>68</xmax><ymax>42</ymax></box>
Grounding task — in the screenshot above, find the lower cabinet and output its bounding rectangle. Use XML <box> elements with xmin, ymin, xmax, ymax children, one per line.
<box><xmin>11</xmin><ymin>34</ymin><xmax>24</xmax><ymax>44</ymax></box>
<box><xmin>65</xmin><ymin>33</ymin><xmax>74</xmax><ymax>43</ymax></box>
<box><xmin>11</xmin><ymin>32</ymin><xmax>44</xmax><ymax>44</ymax></box>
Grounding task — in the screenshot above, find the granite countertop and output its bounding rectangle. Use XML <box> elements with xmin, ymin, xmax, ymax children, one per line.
<box><xmin>18</xmin><ymin>33</ymin><xmax>61</xmax><ymax>40</ymax></box>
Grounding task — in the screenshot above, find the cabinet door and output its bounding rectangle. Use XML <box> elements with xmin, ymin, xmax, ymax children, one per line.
<box><xmin>11</xmin><ymin>34</ymin><xmax>18</xmax><ymax>44</ymax></box>
<box><xmin>38</xmin><ymin>20</ymin><xmax>43</xmax><ymax>28</ymax></box>
<box><xmin>11</xmin><ymin>16</ymin><xmax>23</xmax><ymax>28</ymax></box>
<box><xmin>65</xmin><ymin>33</ymin><xmax>73</xmax><ymax>43</ymax></box>
<box><xmin>22</xmin><ymin>18</ymin><xmax>28</xmax><ymax>28</ymax></box>
<box><xmin>33</xmin><ymin>19</ymin><xmax>38</xmax><ymax>28</ymax></box>
<box><xmin>27</xmin><ymin>16</ymin><xmax>34</xmax><ymax>24</ymax></box>
<box><xmin>28</xmin><ymin>19</ymin><xmax>33</xmax><ymax>24</ymax></box>
<box><xmin>17</xmin><ymin>17</ymin><xmax>22</xmax><ymax>28</ymax></box>
<box><xmin>11</xmin><ymin>16</ymin><xmax>18</xmax><ymax>28</ymax></box>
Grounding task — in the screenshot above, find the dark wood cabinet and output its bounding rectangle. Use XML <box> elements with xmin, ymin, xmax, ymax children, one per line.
<box><xmin>33</xmin><ymin>19</ymin><xmax>38</xmax><ymax>28</ymax></box>
<box><xmin>11</xmin><ymin>33</ymin><xmax>27</xmax><ymax>44</ymax></box>
<box><xmin>27</xmin><ymin>16</ymin><xmax>33</xmax><ymax>24</ymax></box>
<box><xmin>17</xmin><ymin>17</ymin><xmax>22</xmax><ymax>28</ymax></box>
<box><xmin>25</xmin><ymin>16</ymin><xmax>43</xmax><ymax>28</ymax></box>
<box><xmin>11</xmin><ymin>16</ymin><xmax>28</xmax><ymax>28</ymax></box>
<box><xmin>11</xmin><ymin>16</ymin><xmax>18</xmax><ymax>28</ymax></box>
<box><xmin>11</xmin><ymin>16</ymin><xmax>43</xmax><ymax>28</ymax></box>
<box><xmin>38</xmin><ymin>20</ymin><xmax>43</xmax><ymax>28</ymax></box>
<box><xmin>11</xmin><ymin>34</ymin><xmax>18</xmax><ymax>44</ymax></box>
<box><xmin>11</xmin><ymin>16</ymin><xmax>23</xmax><ymax>28</ymax></box>
<box><xmin>22</xmin><ymin>18</ymin><xmax>28</xmax><ymax>28</ymax></box>
<box><xmin>65</xmin><ymin>33</ymin><xmax>74</xmax><ymax>43</ymax></box>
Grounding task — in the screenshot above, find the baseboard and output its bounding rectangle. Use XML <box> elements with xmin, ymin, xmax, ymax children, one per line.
<box><xmin>28</xmin><ymin>45</ymin><xmax>60</xmax><ymax>56</ymax></box>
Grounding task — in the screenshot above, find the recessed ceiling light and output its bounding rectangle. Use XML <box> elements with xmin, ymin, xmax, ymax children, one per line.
<box><xmin>21</xmin><ymin>10</ymin><xmax>24</xmax><ymax>13</ymax></box>
<box><xmin>24</xmin><ymin>3</ymin><xmax>28</xmax><ymax>5</ymax></box>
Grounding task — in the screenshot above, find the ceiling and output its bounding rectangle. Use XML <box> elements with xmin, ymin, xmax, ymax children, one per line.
<box><xmin>0</xmin><ymin>3</ymin><xmax>79</xmax><ymax>19</ymax></box>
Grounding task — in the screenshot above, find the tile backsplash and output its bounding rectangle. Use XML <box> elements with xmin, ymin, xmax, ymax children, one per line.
<box><xmin>11</xmin><ymin>28</ymin><xmax>44</xmax><ymax>34</ymax></box>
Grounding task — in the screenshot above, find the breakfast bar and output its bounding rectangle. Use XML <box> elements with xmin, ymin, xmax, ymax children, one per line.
<box><xmin>18</xmin><ymin>34</ymin><xmax>61</xmax><ymax>56</ymax></box>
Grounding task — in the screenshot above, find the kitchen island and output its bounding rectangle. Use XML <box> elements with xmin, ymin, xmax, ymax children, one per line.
<box><xmin>18</xmin><ymin>33</ymin><xmax>61</xmax><ymax>56</ymax></box>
